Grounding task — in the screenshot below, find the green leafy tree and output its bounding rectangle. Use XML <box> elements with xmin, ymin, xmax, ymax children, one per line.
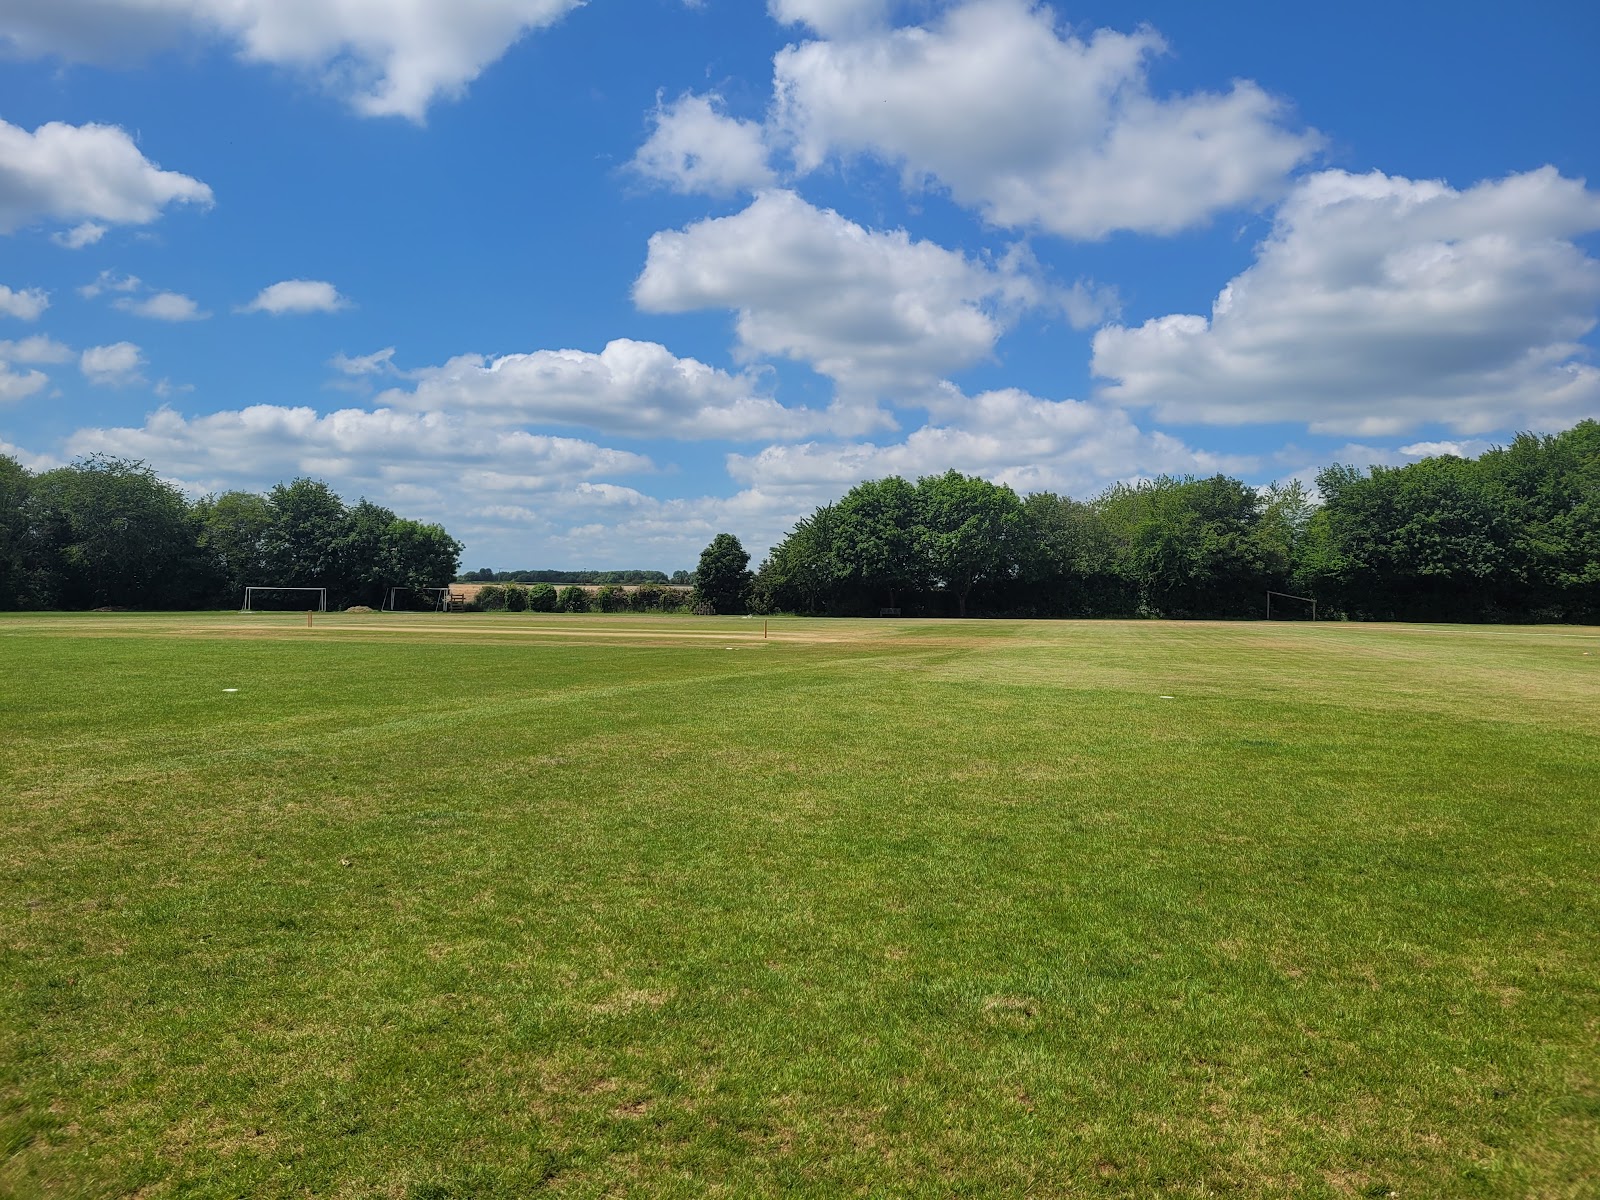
<box><xmin>385</xmin><ymin>519</ymin><xmax>463</xmax><ymax>595</ymax></box>
<box><xmin>194</xmin><ymin>490</ymin><xmax>273</xmax><ymax>605</ymax></box>
<box><xmin>913</xmin><ymin>471</ymin><xmax>1024</xmax><ymax>618</ymax></box>
<box><xmin>694</xmin><ymin>533</ymin><xmax>752</xmax><ymax>614</ymax></box>
<box><xmin>595</xmin><ymin>583</ymin><xmax>628</xmax><ymax>612</ymax></box>
<box><xmin>337</xmin><ymin>498</ymin><xmax>401</xmax><ymax>605</ymax></box>
<box><xmin>556</xmin><ymin>585</ymin><xmax>590</xmax><ymax>612</ymax></box>
<box><xmin>0</xmin><ymin>455</ymin><xmax>33</xmax><ymax>610</ymax></box>
<box><xmin>835</xmin><ymin>477</ymin><xmax>922</xmax><ymax>610</ymax></box>
<box><xmin>263</xmin><ymin>479</ymin><xmax>348</xmax><ymax>594</ymax></box>
<box><xmin>527</xmin><ymin>582</ymin><xmax>558</xmax><ymax>612</ymax></box>
<box><xmin>753</xmin><ymin>505</ymin><xmax>846</xmax><ymax>615</ymax></box>
<box><xmin>1313</xmin><ymin>456</ymin><xmax>1517</xmax><ymax>620</ymax></box>
<box><xmin>1095</xmin><ymin>475</ymin><xmax>1274</xmax><ymax>618</ymax></box>
<box><xmin>1018</xmin><ymin>492</ymin><xmax>1129</xmax><ymax>616</ymax></box>
<box><xmin>25</xmin><ymin>456</ymin><xmax>200</xmax><ymax>609</ymax></box>
<box><xmin>1477</xmin><ymin>420</ymin><xmax>1600</xmax><ymax>620</ymax></box>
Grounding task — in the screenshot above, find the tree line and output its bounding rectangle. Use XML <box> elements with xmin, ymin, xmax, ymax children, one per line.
<box><xmin>722</xmin><ymin>421</ymin><xmax>1598</xmax><ymax>623</ymax></box>
<box><xmin>467</xmin><ymin>581</ymin><xmax>692</xmax><ymax>613</ymax></box>
<box><xmin>460</xmin><ymin>568</ymin><xmax>694</xmax><ymax>586</ymax></box>
<box><xmin>0</xmin><ymin>454</ymin><xmax>463</xmax><ymax>611</ymax></box>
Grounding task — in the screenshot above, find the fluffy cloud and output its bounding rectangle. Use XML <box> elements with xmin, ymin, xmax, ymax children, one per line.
<box><xmin>634</xmin><ymin>189</ymin><xmax>1046</xmax><ymax>394</ymax></box>
<box><xmin>632</xmin><ymin>93</ymin><xmax>775</xmax><ymax>196</ymax></box>
<box><xmin>1093</xmin><ymin>167</ymin><xmax>1600</xmax><ymax>435</ymax></box>
<box><xmin>0</xmin><ymin>284</ymin><xmax>48</xmax><ymax>320</ymax></box>
<box><xmin>115</xmin><ymin>290</ymin><xmax>208</xmax><ymax>321</ymax></box>
<box><xmin>773</xmin><ymin>0</ymin><xmax>1318</xmax><ymax>239</ymax></box>
<box><xmin>0</xmin><ymin>0</ymin><xmax>584</xmax><ymax>121</ymax></box>
<box><xmin>79</xmin><ymin>270</ymin><xmax>142</xmax><ymax>299</ymax></box>
<box><xmin>728</xmin><ymin>386</ymin><xmax>1252</xmax><ymax>501</ymax></box>
<box><xmin>0</xmin><ymin>335</ymin><xmax>73</xmax><ymax>364</ymax></box>
<box><xmin>240</xmin><ymin>279</ymin><xmax>350</xmax><ymax>315</ymax></box>
<box><xmin>1399</xmin><ymin>439</ymin><xmax>1494</xmax><ymax>460</ymax></box>
<box><xmin>62</xmin><ymin>406</ymin><xmax>649</xmax><ymax>489</ymax></box>
<box><xmin>330</xmin><ymin>347</ymin><xmax>398</xmax><ymax>376</ymax></box>
<box><xmin>80</xmin><ymin>341</ymin><xmax>145</xmax><ymax>386</ymax></box>
<box><xmin>380</xmin><ymin>337</ymin><xmax>868</xmax><ymax>440</ymax></box>
<box><xmin>51</xmin><ymin>221</ymin><xmax>107</xmax><ymax>249</ymax></box>
<box><xmin>1</xmin><ymin>331</ymin><xmax>69</xmax><ymax>403</ymax></box>
<box><xmin>0</xmin><ymin>436</ymin><xmax>57</xmax><ymax>471</ymax></box>
<box><xmin>0</xmin><ymin>365</ymin><xmax>49</xmax><ymax>403</ymax></box>
<box><xmin>0</xmin><ymin>118</ymin><xmax>212</xmax><ymax>235</ymax></box>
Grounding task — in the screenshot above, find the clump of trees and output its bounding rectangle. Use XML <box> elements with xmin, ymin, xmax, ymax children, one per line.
<box><xmin>0</xmin><ymin>454</ymin><xmax>462</xmax><ymax>611</ymax></box>
<box><xmin>745</xmin><ymin>422</ymin><xmax>1599</xmax><ymax>622</ymax></box>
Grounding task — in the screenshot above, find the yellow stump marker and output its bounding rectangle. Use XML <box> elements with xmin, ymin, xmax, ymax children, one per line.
<box><xmin>307</xmin><ymin>610</ymin><xmax>314</xmax><ymax>628</ymax></box>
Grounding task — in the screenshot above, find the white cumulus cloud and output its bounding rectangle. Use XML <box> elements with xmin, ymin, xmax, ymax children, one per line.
<box><xmin>634</xmin><ymin>189</ymin><xmax>1047</xmax><ymax>395</ymax></box>
<box><xmin>80</xmin><ymin>341</ymin><xmax>146</xmax><ymax>386</ymax></box>
<box><xmin>772</xmin><ymin>0</ymin><xmax>1319</xmax><ymax>239</ymax></box>
<box><xmin>63</xmin><ymin>404</ymin><xmax>656</xmax><ymax>522</ymax></box>
<box><xmin>0</xmin><ymin>118</ymin><xmax>212</xmax><ymax>235</ymax></box>
<box><xmin>0</xmin><ymin>335</ymin><xmax>73</xmax><ymax>365</ymax></box>
<box><xmin>0</xmin><ymin>0</ymin><xmax>585</xmax><ymax>121</ymax></box>
<box><xmin>1092</xmin><ymin>166</ymin><xmax>1600</xmax><ymax>436</ymax></box>
<box><xmin>0</xmin><ymin>284</ymin><xmax>48</xmax><ymax>320</ymax></box>
<box><xmin>728</xmin><ymin>386</ymin><xmax>1253</xmax><ymax>502</ymax></box>
<box><xmin>52</xmin><ymin>221</ymin><xmax>107</xmax><ymax>249</ymax></box>
<box><xmin>0</xmin><ymin>365</ymin><xmax>49</xmax><ymax>403</ymax></box>
<box><xmin>330</xmin><ymin>347</ymin><xmax>398</xmax><ymax>376</ymax></box>
<box><xmin>115</xmin><ymin>290</ymin><xmax>208</xmax><ymax>321</ymax></box>
<box><xmin>632</xmin><ymin>92</ymin><xmax>775</xmax><ymax>196</ymax></box>
<box><xmin>79</xmin><ymin>270</ymin><xmax>142</xmax><ymax>299</ymax></box>
<box><xmin>241</xmin><ymin>279</ymin><xmax>350</xmax><ymax>315</ymax></box>
<box><xmin>1</xmin><ymin>331</ymin><xmax>69</xmax><ymax>403</ymax></box>
<box><xmin>381</xmin><ymin>337</ymin><xmax>868</xmax><ymax>440</ymax></box>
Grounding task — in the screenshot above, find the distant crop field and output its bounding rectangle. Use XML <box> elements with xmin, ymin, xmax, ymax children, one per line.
<box><xmin>2</xmin><ymin>613</ymin><xmax>1597</xmax><ymax>1198</ymax></box>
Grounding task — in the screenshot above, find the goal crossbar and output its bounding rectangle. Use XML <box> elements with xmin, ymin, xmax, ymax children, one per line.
<box><xmin>1265</xmin><ymin>590</ymin><xmax>1317</xmax><ymax>621</ymax></box>
<box><xmin>242</xmin><ymin>586</ymin><xmax>328</xmax><ymax>613</ymax></box>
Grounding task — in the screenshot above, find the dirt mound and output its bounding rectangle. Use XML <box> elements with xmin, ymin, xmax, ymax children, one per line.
<box><xmin>345</xmin><ymin>605</ymin><xmax>376</xmax><ymax>614</ymax></box>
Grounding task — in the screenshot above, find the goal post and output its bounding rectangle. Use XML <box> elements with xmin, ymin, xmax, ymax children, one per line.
<box><xmin>1265</xmin><ymin>590</ymin><xmax>1317</xmax><ymax>621</ymax></box>
<box><xmin>241</xmin><ymin>586</ymin><xmax>328</xmax><ymax>613</ymax></box>
<box><xmin>383</xmin><ymin>586</ymin><xmax>450</xmax><ymax>612</ymax></box>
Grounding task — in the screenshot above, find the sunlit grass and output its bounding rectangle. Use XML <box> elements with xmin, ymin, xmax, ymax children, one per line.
<box><xmin>2</xmin><ymin>613</ymin><xmax>1597</xmax><ymax>1197</ymax></box>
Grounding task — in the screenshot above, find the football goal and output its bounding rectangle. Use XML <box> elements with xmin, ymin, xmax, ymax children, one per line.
<box><xmin>1265</xmin><ymin>590</ymin><xmax>1317</xmax><ymax>620</ymax></box>
<box><xmin>241</xmin><ymin>586</ymin><xmax>328</xmax><ymax>613</ymax></box>
<box><xmin>383</xmin><ymin>586</ymin><xmax>449</xmax><ymax>612</ymax></box>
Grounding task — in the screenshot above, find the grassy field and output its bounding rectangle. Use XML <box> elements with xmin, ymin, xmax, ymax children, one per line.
<box><xmin>1</xmin><ymin>612</ymin><xmax>1597</xmax><ymax>1198</ymax></box>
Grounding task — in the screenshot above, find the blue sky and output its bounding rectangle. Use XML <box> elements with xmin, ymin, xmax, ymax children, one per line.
<box><xmin>1</xmin><ymin>0</ymin><xmax>1597</xmax><ymax>572</ymax></box>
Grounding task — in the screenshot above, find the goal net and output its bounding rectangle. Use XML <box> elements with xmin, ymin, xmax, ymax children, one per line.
<box><xmin>383</xmin><ymin>586</ymin><xmax>449</xmax><ymax>612</ymax></box>
<box><xmin>241</xmin><ymin>586</ymin><xmax>328</xmax><ymax>613</ymax></box>
<box><xmin>1265</xmin><ymin>590</ymin><xmax>1317</xmax><ymax>621</ymax></box>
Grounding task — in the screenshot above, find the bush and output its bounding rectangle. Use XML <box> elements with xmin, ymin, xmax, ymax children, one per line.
<box><xmin>528</xmin><ymin>583</ymin><xmax>558</xmax><ymax>612</ymax></box>
<box><xmin>630</xmin><ymin>583</ymin><xmax>666</xmax><ymax>611</ymax></box>
<box><xmin>595</xmin><ymin>583</ymin><xmax>628</xmax><ymax>612</ymax></box>
<box><xmin>502</xmin><ymin>583</ymin><xmax>529</xmax><ymax>612</ymax></box>
<box><xmin>476</xmin><ymin>583</ymin><xmax>507</xmax><ymax>611</ymax></box>
<box><xmin>556</xmin><ymin>585</ymin><xmax>590</xmax><ymax>612</ymax></box>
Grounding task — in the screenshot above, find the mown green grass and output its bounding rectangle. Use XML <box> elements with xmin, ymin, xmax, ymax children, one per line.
<box><xmin>1</xmin><ymin>613</ymin><xmax>1597</xmax><ymax>1198</ymax></box>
